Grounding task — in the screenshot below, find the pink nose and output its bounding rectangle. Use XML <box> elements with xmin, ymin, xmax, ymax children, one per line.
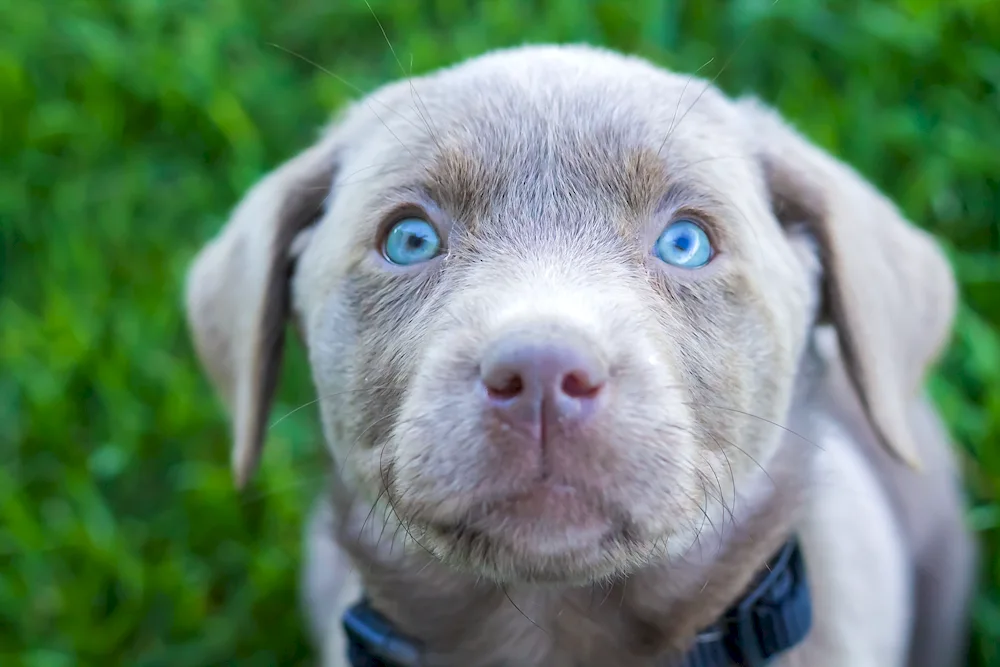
<box><xmin>479</xmin><ymin>329</ymin><xmax>607</xmax><ymax>433</ymax></box>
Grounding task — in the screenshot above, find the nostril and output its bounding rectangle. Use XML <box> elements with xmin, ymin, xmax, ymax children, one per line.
<box><xmin>485</xmin><ymin>372</ymin><xmax>524</xmax><ymax>400</ymax></box>
<box><xmin>561</xmin><ymin>371</ymin><xmax>603</xmax><ymax>399</ymax></box>
<box><xmin>480</xmin><ymin>332</ymin><xmax>608</xmax><ymax>411</ymax></box>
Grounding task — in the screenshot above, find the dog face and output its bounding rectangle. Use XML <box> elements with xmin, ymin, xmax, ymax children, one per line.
<box><xmin>185</xmin><ymin>45</ymin><xmax>956</xmax><ymax>584</ymax></box>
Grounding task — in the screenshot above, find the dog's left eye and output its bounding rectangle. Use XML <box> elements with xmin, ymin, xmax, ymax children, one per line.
<box><xmin>654</xmin><ymin>219</ymin><xmax>713</xmax><ymax>269</ymax></box>
<box><xmin>382</xmin><ymin>218</ymin><xmax>442</xmax><ymax>265</ymax></box>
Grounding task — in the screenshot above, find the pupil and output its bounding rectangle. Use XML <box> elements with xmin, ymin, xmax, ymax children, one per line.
<box><xmin>674</xmin><ymin>234</ymin><xmax>691</xmax><ymax>252</ymax></box>
<box><xmin>406</xmin><ymin>234</ymin><xmax>425</xmax><ymax>250</ymax></box>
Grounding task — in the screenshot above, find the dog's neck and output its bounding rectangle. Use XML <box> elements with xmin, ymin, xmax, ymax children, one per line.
<box><xmin>328</xmin><ymin>430</ymin><xmax>814</xmax><ymax>667</ymax></box>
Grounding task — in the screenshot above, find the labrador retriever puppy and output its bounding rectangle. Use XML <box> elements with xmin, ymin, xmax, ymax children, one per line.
<box><xmin>184</xmin><ymin>45</ymin><xmax>976</xmax><ymax>667</ymax></box>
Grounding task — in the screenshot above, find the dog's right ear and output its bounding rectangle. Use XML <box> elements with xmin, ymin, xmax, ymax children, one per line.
<box><xmin>184</xmin><ymin>132</ymin><xmax>339</xmax><ymax>489</ymax></box>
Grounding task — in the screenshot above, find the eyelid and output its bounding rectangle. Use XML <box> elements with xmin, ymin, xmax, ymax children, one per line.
<box><xmin>667</xmin><ymin>209</ymin><xmax>709</xmax><ymax>228</ymax></box>
<box><xmin>660</xmin><ymin>209</ymin><xmax>720</xmax><ymax>248</ymax></box>
<box><xmin>374</xmin><ymin>203</ymin><xmax>442</xmax><ymax>250</ymax></box>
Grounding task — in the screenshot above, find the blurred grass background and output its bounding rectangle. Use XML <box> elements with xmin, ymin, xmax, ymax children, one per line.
<box><xmin>1</xmin><ymin>0</ymin><xmax>998</xmax><ymax>665</ymax></box>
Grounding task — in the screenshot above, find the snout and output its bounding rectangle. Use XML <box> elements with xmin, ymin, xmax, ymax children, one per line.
<box><xmin>387</xmin><ymin>295</ymin><xmax>703</xmax><ymax>580</ymax></box>
<box><xmin>479</xmin><ymin>325</ymin><xmax>608</xmax><ymax>446</ymax></box>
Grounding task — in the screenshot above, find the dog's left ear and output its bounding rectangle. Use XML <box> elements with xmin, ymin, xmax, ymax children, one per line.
<box><xmin>184</xmin><ymin>132</ymin><xmax>338</xmax><ymax>488</ymax></box>
<box><xmin>738</xmin><ymin>98</ymin><xmax>958</xmax><ymax>470</ymax></box>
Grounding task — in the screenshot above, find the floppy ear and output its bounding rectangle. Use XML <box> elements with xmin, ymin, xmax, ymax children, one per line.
<box><xmin>184</xmin><ymin>132</ymin><xmax>338</xmax><ymax>488</ymax></box>
<box><xmin>738</xmin><ymin>98</ymin><xmax>958</xmax><ymax>470</ymax></box>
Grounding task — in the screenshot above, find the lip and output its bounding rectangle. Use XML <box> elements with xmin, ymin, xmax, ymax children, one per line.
<box><xmin>465</xmin><ymin>480</ymin><xmax>590</xmax><ymax>514</ymax></box>
<box><xmin>492</xmin><ymin>482</ymin><xmax>591</xmax><ymax>517</ymax></box>
<box><xmin>433</xmin><ymin>481</ymin><xmax>617</xmax><ymax>555</ymax></box>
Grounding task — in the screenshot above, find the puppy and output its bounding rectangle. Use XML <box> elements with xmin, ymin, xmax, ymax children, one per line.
<box><xmin>184</xmin><ymin>45</ymin><xmax>976</xmax><ymax>667</ymax></box>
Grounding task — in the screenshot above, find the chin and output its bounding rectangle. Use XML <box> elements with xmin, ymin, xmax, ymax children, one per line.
<box><xmin>423</xmin><ymin>513</ymin><xmax>646</xmax><ymax>585</ymax></box>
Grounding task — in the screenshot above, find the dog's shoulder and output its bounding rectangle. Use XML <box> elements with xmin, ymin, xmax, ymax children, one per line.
<box><xmin>789</xmin><ymin>326</ymin><xmax>974</xmax><ymax>667</ymax></box>
<box><xmin>788</xmin><ymin>378</ymin><xmax>912</xmax><ymax>667</ymax></box>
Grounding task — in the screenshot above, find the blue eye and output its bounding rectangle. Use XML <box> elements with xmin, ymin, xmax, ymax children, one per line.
<box><xmin>382</xmin><ymin>218</ymin><xmax>442</xmax><ymax>265</ymax></box>
<box><xmin>654</xmin><ymin>219</ymin><xmax>713</xmax><ymax>268</ymax></box>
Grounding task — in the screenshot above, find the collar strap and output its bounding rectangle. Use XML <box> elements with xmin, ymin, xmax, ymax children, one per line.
<box><xmin>342</xmin><ymin>538</ymin><xmax>812</xmax><ymax>667</ymax></box>
<box><xmin>676</xmin><ymin>538</ymin><xmax>812</xmax><ymax>666</ymax></box>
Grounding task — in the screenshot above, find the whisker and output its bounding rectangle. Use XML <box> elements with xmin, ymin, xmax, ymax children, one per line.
<box><xmin>502</xmin><ymin>585</ymin><xmax>548</xmax><ymax>636</ymax></box>
<box><xmin>269</xmin><ymin>383</ymin><xmax>404</xmax><ymax>431</ymax></box>
<box><xmin>370</xmin><ymin>489</ymin><xmax>389</xmax><ymax>549</ymax></box>
<box><xmin>657</xmin><ymin>1</ymin><xmax>767</xmax><ymax>158</ymax></box>
<box><xmin>360</xmin><ymin>486</ymin><xmax>387</xmax><ymax>541</ymax></box>
<box><xmin>267</xmin><ymin>42</ymin><xmax>427</xmax><ymax>138</ymax></box>
<box><xmin>388</xmin><ymin>514</ymin><xmax>406</xmax><ymax>556</ymax></box>
<box><xmin>239</xmin><ymin>467</ymin><xmax>331</xmax><ymax>505</ymax></box>
<box><xmin>268</xmin><ymin>398</ymin><xmax>322</xmax><ymax>429</ymax></box>
<box><xmin>363</xmin><ymin>0</ymin><xmax>444</xmax><ymax>154</ymax></box>
<box><xmin>714</xmin><ymin>434</ymin><xmax>739</xmax><ymax>524</ymax></box>
<box><xmin>683</xmin><ymin>402</ymin><xmax>822</xmax><ymax>451</ymax></box>
<box><xmin>697</xmin><ymin>476</ymin><xmax>722</xmax><ymax>540</ymax></box>
<box><xmin>267</xmin><ymin>43</ymin><xmax>417</xmax><ymax>158</ymax></box>
<box><xmin>676</xmin><ymin>483</ymin><xmax>714</xmax><ymax>560</ymax></box>
<box><xmin>714</xmin><ymin>432</ymin><xmax>777</xmax><ymax>489</ymax></box>
<box><xmin>703</xmin><ymin>455</ymin><xmax>734</xmax><ymax>546</ymax></box>
<box><xmin>243</xmin><ymin>412</ymin><xmax>420</xmax><ymax>504</ymax></box>
<box><xmin>379</xmin><ymin>444</ymin><xmax>432</xmax><ymax>558</ymax></box>
<box><xmin>406</xmin><ymin>51</ymin><xmax>443</xmax><ymax>151</ymax></box>
<box><xmin>658</xmin><ymin>55</ymin><xmax>715</xmax><ymax>158</ymax></box>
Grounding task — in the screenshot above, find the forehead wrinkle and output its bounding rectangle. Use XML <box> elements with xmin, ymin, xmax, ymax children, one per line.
<box><xmin>421</xmin><ymin>125</ymin><xmax>555</xmax><ymax>235</ymax></box>
<box><xmin>601</xmin><ymin>148</ymin><xmax>671</xmax><ymax>236</ymax></box>
<box><xmin>422</xmin><ymin>143</ymin><xmax>503</xmax><ymax>233</ymax></box>
<box><xmin>421</xmin><ymin>131</ymin><xmax>673</xmax><ymax>241</ymax></box>
<box><xmin>375</xmin><ymin>85</ymin><xmax>751</xmax><ymax>253</ymax></box>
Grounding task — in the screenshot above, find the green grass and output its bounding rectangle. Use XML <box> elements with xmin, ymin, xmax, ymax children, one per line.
<box><xmin>2</xmin><ymin>0</ymin><xmax>998</xmax><ymax>665</ymax></box>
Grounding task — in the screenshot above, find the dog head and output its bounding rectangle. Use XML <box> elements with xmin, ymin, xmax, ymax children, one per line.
<box><xmin>185</xmin><ymin>45</ymin><xmax>956</xmax><ymax>584</ymax></box>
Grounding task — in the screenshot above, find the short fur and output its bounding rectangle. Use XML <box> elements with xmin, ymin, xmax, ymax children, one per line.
<box><xmin>184</xmin><ymin>45</ymin><xmax>976</xmax><ymax>666</ymax></box>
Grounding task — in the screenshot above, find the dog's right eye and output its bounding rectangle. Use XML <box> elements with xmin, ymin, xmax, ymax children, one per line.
<box><xmin>381</xmin><ymin>218</ymin><xmax>442</xmax><ymax>265</ymax></box>
<box><xmin>654</xmin><ymin>218</ymin><xmax>713</xmax><ymax>269</ymax></box>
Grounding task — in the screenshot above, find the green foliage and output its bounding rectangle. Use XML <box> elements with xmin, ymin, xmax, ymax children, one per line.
<box><xmin>2</xmin><ymin>0</ymin><xmax>998</xmax><ymax>665</ymax></box>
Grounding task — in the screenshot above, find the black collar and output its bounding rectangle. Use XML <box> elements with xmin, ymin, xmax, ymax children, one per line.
<box><xmin>341</xmin><ymin>538</ymin><xmax>812</xmax><ymax>667</ymax></box>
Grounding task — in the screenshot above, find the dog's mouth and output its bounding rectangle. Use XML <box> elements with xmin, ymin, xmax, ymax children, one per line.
<box><xmin>419</xmin><ymin>481</ymin><xmax>637</xmax><ymax>582</ymax></box>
